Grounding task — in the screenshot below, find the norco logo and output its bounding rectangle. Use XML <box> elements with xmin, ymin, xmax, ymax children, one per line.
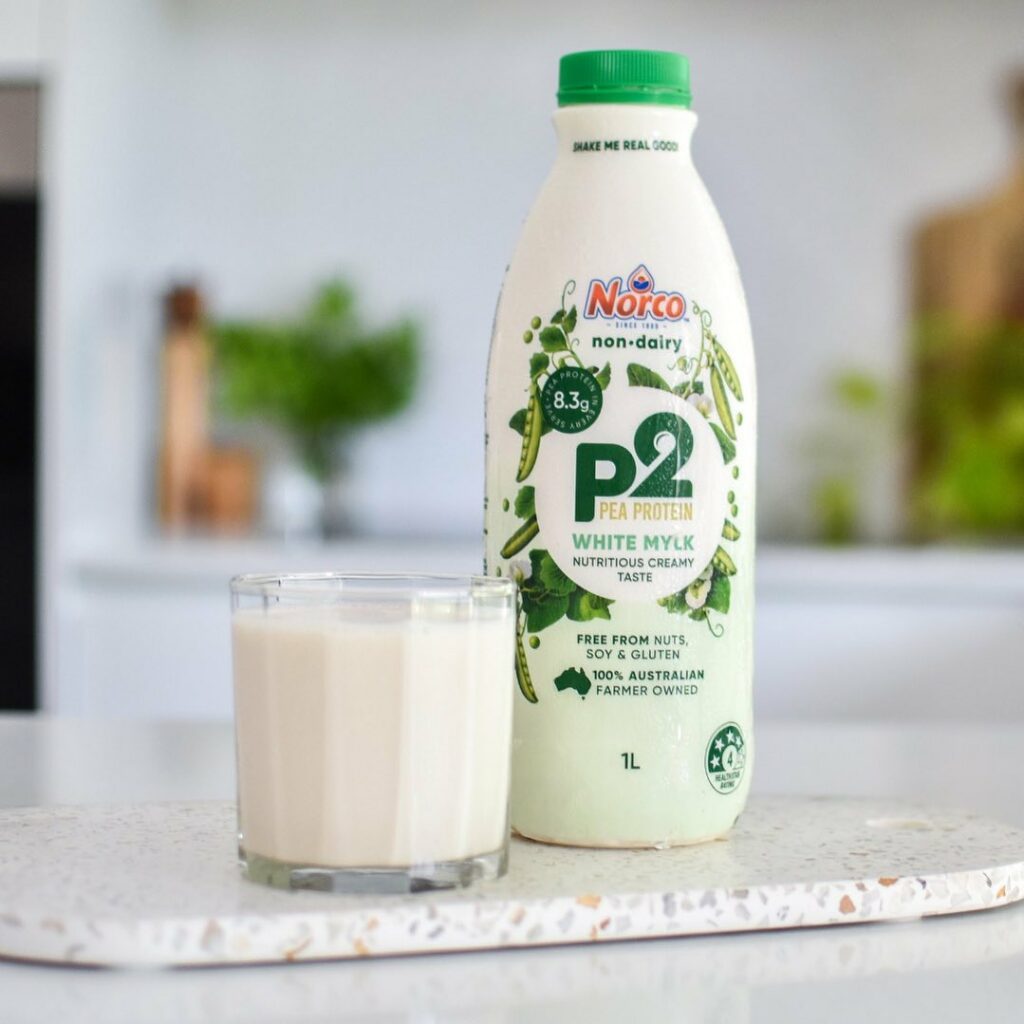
<box><xmin>584</xmin><ymin>264</ymin><xmax>687</xmax><ymax>321</ymax></box>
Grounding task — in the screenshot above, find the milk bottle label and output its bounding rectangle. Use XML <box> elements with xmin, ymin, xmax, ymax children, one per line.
<box><xmin>495</xmin><ymin>267</ymin><xmax>747</xmax><ymax>701</ymax></box>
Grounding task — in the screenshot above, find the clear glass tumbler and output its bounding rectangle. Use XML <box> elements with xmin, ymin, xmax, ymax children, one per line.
<box><xmin>230</xmin><ymin>573</ymin><xmax>517</xmax><ymax>893</ymax></box>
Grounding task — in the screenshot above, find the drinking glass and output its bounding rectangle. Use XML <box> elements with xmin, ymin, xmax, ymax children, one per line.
<box><xmin>230</xmin><ymin>573</ymin><xmax>516</xmax><ymax>893</ymax></box>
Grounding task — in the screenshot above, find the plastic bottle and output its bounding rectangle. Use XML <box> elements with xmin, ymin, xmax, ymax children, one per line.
<box><xmin>485</xmin><ymin>50</ymin><xmax>756</xmax><ymax>846</ymax></box>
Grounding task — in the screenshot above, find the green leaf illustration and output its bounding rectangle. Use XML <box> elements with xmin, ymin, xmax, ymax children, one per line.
<box><xmin>562</xmin><ymin>305</ymin><xmax>578</xmax><ymax>333</ymax></box>
<box><xmin>658</xmin><ymin>590</ymin><xmax>689</xmax><ymax>615</ymax></box>
<box><xmin>509</xmin><ymin>408</ymin><xmax>527</xmax><ymax>434</ymax></box>
<box><xmin>595</xmin><ymin>362</ymin><xmax>611</xmax><ymax>390</ymax></box>
<box><xmin>524</xmin><ymin>592</ymin><xmax>570</xmax><ymax>633</ymax></box>
<box><xmin>705</xmin><ymin>573</ymin><xmax>731</xmax><ymax>613</ymax></box>
<box><xmin>626</xmin><ymin>363</ymin><xmax>671</xmax><ymax>391</ymax></box>
<box><xmin>514</xmin><ymin>485</ymin><xmax>536</xmax><ymax>520</ymax></box>
<box><xmin>529</xmin><ymin>352</ymin><xmax>550</xmax><ymax>379</ymax></box>
<box><xmin>535</xmin><ymin>550</ymin><xmax>575</xmax><ymax>597</ymax></box>
<box><xmin>551</xmin><ymin>309</ymin><xmax>565</xmax><ymax>324</ymax></box>
<box><xmin>539</xmin><ymin>326</ymin><xmax>568</xmax><ymax>352</ymax></box>
<box><xmin>567</xmin><ymin>589</ymin><xmax>613</xmax><ymax>622</ymax></box>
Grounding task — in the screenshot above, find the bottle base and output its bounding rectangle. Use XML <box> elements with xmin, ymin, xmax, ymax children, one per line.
<box><xmin>512</xmin><ymin>824</ymin><xmax>733</xmax><ymax>850</ymax></box>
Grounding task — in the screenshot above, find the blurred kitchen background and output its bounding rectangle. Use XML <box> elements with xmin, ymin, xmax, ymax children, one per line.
<box><xmin>1</xmin><ymin>0</ymin><xmax>1021</xmax><ymax>719</ymax></box>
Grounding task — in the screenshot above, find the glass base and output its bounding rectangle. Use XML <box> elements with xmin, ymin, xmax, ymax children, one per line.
<box><xmin>239</xmin><ymin>844</ymin><xmax>508</xmax><ymax>894</ymax></box>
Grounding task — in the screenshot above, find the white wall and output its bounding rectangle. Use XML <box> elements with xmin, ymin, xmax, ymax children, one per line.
<box><xmin>0</xmin><ymin>0</ymin><xmax>42</xmax><ymax>73</ymax></box>
<box><xmin>37</xmin><ymin>0</ymin><xmax>1024</xmax><ymax>549</ymax></box>
<box><xmin>19</xmin><ymin>0</ymin><xmax>1022</xmax><ymax>716</ymax></box>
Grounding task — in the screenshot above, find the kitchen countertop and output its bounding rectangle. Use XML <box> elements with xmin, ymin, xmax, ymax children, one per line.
<box><xmin>2</xmin><ymin>715</ymin><xmax>1023</xmax><ymax>1022</ymax></box>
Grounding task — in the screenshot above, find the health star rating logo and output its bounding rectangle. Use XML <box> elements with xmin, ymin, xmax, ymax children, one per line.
<box><xmin>705</xmin><ymin>723</ymin><xmax>746</xmax><ymax>795</ymax></box>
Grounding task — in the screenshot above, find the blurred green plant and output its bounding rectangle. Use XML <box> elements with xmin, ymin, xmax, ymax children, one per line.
<box><xmin>211</xmin><ymin>280</ymin><xmax>419</xmax><ymax>480</ymax></box>
<box><xmin>911</xmin><ymin>317</ymin><xmax>1024</xmax><ymax>540</ymax></box>
<box><xmin>806</xmin><ymin>369</ymin><xmax>890</xmax><ymax>545</ymax></box>
<box><xmin>834</xmin><ymin>371</ymin><xmax>883</xmax><ymax>411</ymax></box>
<box><xmin>813</xmin><ymin>477</ymin><xmax>859</xmax><ymax>546</ymax></box>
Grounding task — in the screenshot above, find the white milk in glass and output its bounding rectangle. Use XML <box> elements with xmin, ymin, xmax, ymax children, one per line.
<box><xmin>485</xmin><ymin>50</ymin><xmax>756</xmax><ymax>847</ymax></box>
<box><xmin>233</xmin><ymin>602</ymin><xmax>514</xmax><ymax>870</ymax></box>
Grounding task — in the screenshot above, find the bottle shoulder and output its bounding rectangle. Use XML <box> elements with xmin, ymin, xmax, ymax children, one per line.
<box><xmin>514</xmin><ymin>159</ymin><xmax>735</xmax><ymax>264</ymax></box>
<box><xmin>502</xmin><ymin>161</ymin><xmax>748</xmax><ymax>329</ymax></box>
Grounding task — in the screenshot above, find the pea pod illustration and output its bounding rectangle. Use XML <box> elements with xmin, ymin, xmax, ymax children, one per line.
<box><xmin>722</xmin><ymin>520</ymin><xmax>741</xmax><ymax>541</ymax></box>
<box><xmin>712</xmin><ymin>545</ymin><xmax>738</xmax><ymax>575</ymax></box>
<box><xmin>516</xmin><ymin>384</ymin><xmax>543</xmax><ymax>481</ymax></box>
<box><xmin>711</xmin><ymin>337</ymin><xmax>744</xmax><ymax>400</ymax></box>
<box><xmin>710</xmin><ymin>367</ymin><xmax>737</xmax><ymax>440</ymax></box>
<box><xmin>515</xmin><ymin>628</ymin><xmax>539</xmax><ymax>703</ymax></box>
<box><xmin>500</xmin><ymin>514</ymin><xmax>539</xmax><ymax>559</ymax></box>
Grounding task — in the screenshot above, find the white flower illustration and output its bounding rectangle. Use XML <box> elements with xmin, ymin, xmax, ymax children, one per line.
<box><xmin>687</xmin><ymin>392</ymin><xmax>713</xmax><ymax>418</ymax></box>
<box><xmin>685</xmin><ymin>576</ymin><xmax>712</xmax><ymax>609</ymax></box>
<box><xmin>510</xmin><ymin>559</ymin><xmax>531</xmax><ymax>584</ymax></box>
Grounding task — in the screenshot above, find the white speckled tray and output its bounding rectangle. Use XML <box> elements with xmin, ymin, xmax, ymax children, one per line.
<box><xmin>0</xmin><ymin>797</ymin><xmax>1021</xmax><ymax>967</ymax></box>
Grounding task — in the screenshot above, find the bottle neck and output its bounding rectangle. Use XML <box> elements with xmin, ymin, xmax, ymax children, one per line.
<box><xmin>552</xmin><ymin>104</ymin><xmax>697</xmax><ymax>161</ymax></box>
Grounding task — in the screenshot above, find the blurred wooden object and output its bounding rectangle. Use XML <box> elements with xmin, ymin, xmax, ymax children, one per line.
<box><xmin>158</xmin><ymin>286</ymin><xmax>210</xmax><ymax>531</ymax></box>
<box><xmin>912</xmin><ymin>75</ymin><xmax>1024</xmax><ymax>329</ymax></box>
<box><xmin>157</xmin><ymin>285</ymin><xmax>258</xmax><ymax>534</ymax></box>
<box><xmin>203</xmin><ymin>448</ymin><xmax>258</xmax><ymax>535</ymax></box>
<box><xmin>908</xmin><ymin>74</ymin><xmax>1024</xmax><ymax>535</ymax></box>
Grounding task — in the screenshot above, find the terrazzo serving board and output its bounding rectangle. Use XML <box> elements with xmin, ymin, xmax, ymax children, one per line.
<box><xmin>1</xmin><ymin>796</ymin><xmax>1022</xmax><ymax>968</ymax></box>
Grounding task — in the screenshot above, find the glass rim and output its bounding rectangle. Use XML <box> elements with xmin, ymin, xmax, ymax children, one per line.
<box><xmin>229</xmin><ymin>571</ymin><xmax>517</xmax><ymax>601</ymax></box>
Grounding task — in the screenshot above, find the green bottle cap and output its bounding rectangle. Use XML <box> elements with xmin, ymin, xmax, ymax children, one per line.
<box><xmin>558</xmin><ymin>49</ymin><xmax>691</xmax><ymax>108</ymax></box>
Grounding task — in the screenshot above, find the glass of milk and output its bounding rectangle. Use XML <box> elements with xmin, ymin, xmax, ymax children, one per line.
<box><xmin>230</xmin><ymin>573</ymin><xmax>517</xmax><ymax>892</ymax></box>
